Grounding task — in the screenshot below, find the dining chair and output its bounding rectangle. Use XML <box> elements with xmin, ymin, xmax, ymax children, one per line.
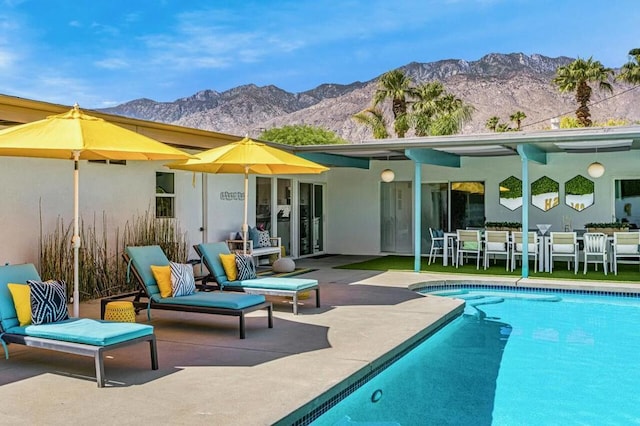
<box><xmin>612</xmin><ymin>232</ymin><xmax>640</xmax><ymax>275</ymax></box>
<box><xmin>549</xmin><ymin>231</ymin><xmax>579</xmax><ymax>274</ymax></box>
<box><xmin>456</xmin><ymin>229</ymin><xmax>482</xmax><ymax>269</ymax></box>
<box><xmin>428</xmin><ymin>228</ymin><xmax>454</xmax><ymax>265</ymax></box>
<box><xmin>582</xmin><ymin>232</ymin><xmax>608</xmax><ymax>275</ymax></box>
<box><xmin>510</xmin><ymin>231</ymin><xmax>538</xmax><ymax>272</ymax></box>
<box><xmin>483</xmin><ymin>230</ymin><xmax>510</xmax><ymax>270</ymax></box>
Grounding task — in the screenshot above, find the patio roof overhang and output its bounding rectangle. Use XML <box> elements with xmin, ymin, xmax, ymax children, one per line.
<box><xmin>293</xmin><ymin>125</ymin><xmax>640</xmax><ymax>168</ymax></box>
<box><xmin>0</xmin><ymin>94</ymin><xmax>242</xmax><ymax>150</ymax></box>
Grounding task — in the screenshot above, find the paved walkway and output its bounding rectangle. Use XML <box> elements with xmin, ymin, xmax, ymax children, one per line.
<box><xmin>0</xmin><ymin>255</ymin><xmax>637</xmax><ymax>425</ymax></box>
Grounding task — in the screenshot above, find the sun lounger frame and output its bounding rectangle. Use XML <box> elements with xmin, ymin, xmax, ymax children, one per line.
<box><xmin>1</xmin><ymin>331</ymin><xmax>158</xmax><ymax>387</ymax></box>
<box><xmin>193</xmin><ymin>243</ymin><xmax>320</xmax><ymax>315</ymax></box>
<box><xmin>106</xmin><ymin>253</ymin><xmax>274</xmax><ymax>339</ymax></box>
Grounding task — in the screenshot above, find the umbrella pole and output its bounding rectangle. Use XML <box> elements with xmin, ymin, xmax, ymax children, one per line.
<box><xmin>72</xmin><ymin>151</ymin><xmax>81</xmax><ymax>318</ymax></box>
<box><xmin>242</xmin><ymin>167</ymin><xmax>249</xmax><ymax>255</ymax></box>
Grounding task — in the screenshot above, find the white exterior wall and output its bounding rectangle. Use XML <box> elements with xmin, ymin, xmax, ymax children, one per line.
<box><xmin>1</xmin><ymin>150</ymin><xmax>637</xmax><ymax>265</ymax></box>
<box><xmin>0</xmin><ymin>158</ymin><xmax>159</xmax><ymax>266</ymax></box>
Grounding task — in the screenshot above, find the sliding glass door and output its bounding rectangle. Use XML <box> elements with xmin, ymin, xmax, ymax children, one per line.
<box><xmin>421</xmin><ymin>183</ymin><xmax>449</xmax><ymax>253</ymax></box>
<box><xmin>299</xmin><ymin>182</ymin><xmax>324</xmax><ymax>256</ymax></box>
<box><xmin>380</xmin><ymin>181</ymin><xmax>413</xmax><ymax>253</ymax></box>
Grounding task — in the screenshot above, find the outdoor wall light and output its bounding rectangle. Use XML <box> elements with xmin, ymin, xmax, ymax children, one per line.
<box><xmin>587</xmin><ymin>161</ymin><xmax>605</xmax><ymax>178</ymax></box>
<box><xmin>381</xmin><ymin>169</ymin><xmax>395</xmax><ymax>182</ymax></box>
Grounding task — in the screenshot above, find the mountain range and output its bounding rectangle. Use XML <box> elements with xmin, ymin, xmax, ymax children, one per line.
<box><xmin>101</xmin><ymin>53</ymin><xmax>640</xmax><ymax>142</ymax></box>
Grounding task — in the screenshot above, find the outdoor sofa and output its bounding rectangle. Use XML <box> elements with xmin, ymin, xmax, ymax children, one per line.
<box><xmin>104</xmin><ymin>245</ymin><xmax>273</xmax><ymax>339</ymax></box>
<box><xmin>0</xmin><ymin>263</ymin><xmax>158</xmax><ymax>387</ymax></box>
<box><xmin>194</xmin><ymin>242</ymin><xmax>320</xmax><ymax>315</ymax></box>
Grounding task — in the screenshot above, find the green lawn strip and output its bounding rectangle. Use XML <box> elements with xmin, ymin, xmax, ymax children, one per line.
<box><xmin>335</xmin><ymin>255</ymin><xmax>640</xmax><ymax>282</ymax></box>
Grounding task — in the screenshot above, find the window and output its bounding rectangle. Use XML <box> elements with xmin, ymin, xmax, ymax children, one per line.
<box><xmin>156</xmin><ymin>172</ymin><xmax>175</xmax><ymax>218</ymax></box>
<box><xmin>450</xmin><ymin>181</ymin><xmax>485</xmax><ymax>229</ymax></box>
<box><xmin>256</xmin><ymin>177</ymin><xmax>272</xmax><ymax>231</ymax></box>
<box><xmin>615</xmin><ymin>179</ymin><xmax>640</xmax><ymax>229</ymax></box>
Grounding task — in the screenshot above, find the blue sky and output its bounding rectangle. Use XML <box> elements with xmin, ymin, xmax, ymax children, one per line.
<box><xmin>0</xmin><ymin>0</ymin><xmax>638</xmax><ymax>108</ymax></box>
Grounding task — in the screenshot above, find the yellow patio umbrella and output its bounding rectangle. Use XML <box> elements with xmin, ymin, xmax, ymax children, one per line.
<box><xmin>167</xmin><ymin>136</ymin><xmax>329</xmax><ymax>254</ymax></box>
<box><xmin>451</xmin><ymin>181</ymin><xmax>485</xmax><ymax>194</ymax></box>
<box><xmin>0</xmin><ymin>104</ymin><xmax>195</xmax><ymax>317</ymax></box>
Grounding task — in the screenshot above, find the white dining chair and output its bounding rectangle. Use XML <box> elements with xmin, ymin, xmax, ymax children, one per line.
<box><xmin>456</xmin><ymin>229</ymin><xmax>482</xmax><ymax>269</ymax></box>
<box><xmin>511</xmin><ymin>231</ymin><xmax>538</xmax><ymax>272</ymax></box>
<box><xmin>549</xmin><ymin>231</ymin><xmax>579</xmax><ymax>274</ymax></box>
<box><xmin>428</xmin><ymin>228</ymin><xmax>454</xmax><ymax>265</ymax></box>
<box><xmin>582</xmin><ymin>232</ymin><xmax>608</xmax><ymax>275</ymax></box>
<box><xmin>483</xmin><ymin>230</ymin><xmax>510</xmax><ymax>270</ymax></box>
<box><xmin>612</xmin><ymin>232</ymin><xmax>640</xmax><ymax>275</ymax></box>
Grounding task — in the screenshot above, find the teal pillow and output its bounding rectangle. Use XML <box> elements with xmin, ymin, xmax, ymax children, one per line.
<box><xmin>248</xmin><ymin>226</ymin><xmax>260</xmax><ymax>247</ymax></box>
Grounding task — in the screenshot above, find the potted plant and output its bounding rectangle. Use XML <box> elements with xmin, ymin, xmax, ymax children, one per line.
<box><xmin>584</xmin><ymin>222</ymin><xmax>630</xmax><ymax>236</ymax></box>
<box><xmin>485</xmin><ymin>221</ymin><xmax>522</xmax><ymax>231</ymax></box>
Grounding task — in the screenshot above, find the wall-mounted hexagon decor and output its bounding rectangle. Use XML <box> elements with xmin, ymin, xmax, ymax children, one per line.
<box><xmin>565</xmin><ymin>175</ymin><xmax>594</xmax><ymax>211</ymax></box>
<box><xmin>531</xmin><ymin>176</ymin><xmax>559</xmax><ymax>212</ymax></box>
<box><xmin>499</xmin><ymin>176</ymin><xmax>522</xmax><ymax>211</ymax></box>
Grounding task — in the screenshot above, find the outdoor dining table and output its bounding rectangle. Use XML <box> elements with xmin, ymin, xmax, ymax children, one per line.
<box><xmin>442</xmin><ymin>232</ymin><xmax>457</xmax><ymax>266</ymax></box>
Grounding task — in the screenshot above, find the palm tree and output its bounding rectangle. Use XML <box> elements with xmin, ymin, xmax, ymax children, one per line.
<box><xmin>373</xmin><ymin>69</ymin><xmax>415</xmax><ymax>138</ymax></box>
<box><xmin>411</xmin><ymin>82</ymin><xmax>474</xmax><ymax>136</ymax></box>
<box><xmin>509</xmin><ymin>111</ymin><xmax>527</xmax><ymax>131</ymax></box>
<box><xmin>352</xmin><ymin>107</ymin><xmax>389</xmax><ymax>139</ymax></box>
<box><xmin>552</xmin><ymin>57</ymin><xmax>614</xmax><ymax>127</ymax></box>
<box><xmin>429</xmin><ymin>93</ymin><xmax>475</xmax><ymax>136</ymax></box>
<box><xmin>617</xmin><ymin>48</ymin><xmax>640</xmax><ymax>85</ymax></box>
<box><xmin>485</xmin><ymin>116</ymin><xmax>500</xmax><ymax>132</ymax></box>
<box><xmin>411</xmin><ymin>81</ymin><xmax>444</xmax><ymax>136</ymax></box>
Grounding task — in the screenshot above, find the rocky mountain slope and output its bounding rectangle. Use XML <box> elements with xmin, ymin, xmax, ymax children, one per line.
<box><xmin>101</xmin><ymin>53</ymin><xmax>640</xmax><ymax>142</ymax></box>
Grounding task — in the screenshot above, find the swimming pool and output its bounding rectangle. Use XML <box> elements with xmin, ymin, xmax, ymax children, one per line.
<box><xmin>310</xmin><ymin>286</ymin><xmax>640</xmax><ymax>425</ymax></box>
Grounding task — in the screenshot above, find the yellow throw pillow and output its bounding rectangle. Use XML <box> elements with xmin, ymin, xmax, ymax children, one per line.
<box><xmin>150</xmin><ymin>265</ymin><xmax>173</xmax><ymax>298</ymax></box>
<box><xmin>8</xmin><ymin>283</ymin><xmax>31</xmax><ymax>326</ymax></box>
<box><xmin>219</xmin><ymin>253</ymin><xmax>238</xmax><ymax>281</ymax></box>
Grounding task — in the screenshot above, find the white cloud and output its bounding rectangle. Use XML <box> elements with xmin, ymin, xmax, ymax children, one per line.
<box><xmin>94</xmin><ymin>57</ymin><xmax>129</xmax><ymax>70</ymax></box>
<box><xmin>0</xmin><ymin>48</ymin><xmax>16</xmax><ymax>68</ymax></box>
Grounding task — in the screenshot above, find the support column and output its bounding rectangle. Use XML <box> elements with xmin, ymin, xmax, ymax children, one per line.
<box><xmin>414</xmin><ymin>161</ymin><xmax>422</xmax><ymax>272</ymax></box>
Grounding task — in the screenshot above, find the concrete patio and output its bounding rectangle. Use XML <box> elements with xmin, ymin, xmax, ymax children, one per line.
<box><xmin>0</xmin><ymin>255</ymin><xmax>638</xmax><ymax>425</ymax></box>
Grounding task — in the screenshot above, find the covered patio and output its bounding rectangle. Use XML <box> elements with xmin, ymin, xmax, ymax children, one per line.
<box><xmin>295</xmin><ymin>125</ymin><xmax>640</xmax><ymax>277</ymax></box>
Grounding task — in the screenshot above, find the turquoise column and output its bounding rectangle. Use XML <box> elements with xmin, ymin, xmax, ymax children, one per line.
<box><xmin>518</xmin><ymin>147</ymin><xmax>530</xmax><ymax>278</ymax></box>
<box><xmin>414</xmin><ymin>160</ymin><xmax>422</xmax><ymax>272</ymax></box>
<box><xmin>516</xmin><ymin>144</ymin><xmax>547</xmax><ymax>279</ymax></box>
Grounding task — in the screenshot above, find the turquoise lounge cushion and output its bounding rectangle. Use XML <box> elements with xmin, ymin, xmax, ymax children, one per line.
<box><xmin>240</xmin><ymin>277</ymin><xmax>318</xmax><ymax>291</ymax></box>
<box><xmin>0</xmin><ymin>264</ymin><xmax>41</xmax><ymax>332</ymax></box>
<box><xmin>196</xmin><ymin>242</ymin><xmax>233</xmax><ymax>287</ymax></box>
<box><xmin>126</xmin><ymin>245</ymin><xmax>170</xmax><ymax>300</ymax></box>
<box><xmin>156</xmin><ymin>292</ymin><xmax>265</xmax><ymax>310</ymax></box>
<box><xmin>23</xmin><ymin>318</ymin><xmax>153</xmax><ymax>346</ymax></box>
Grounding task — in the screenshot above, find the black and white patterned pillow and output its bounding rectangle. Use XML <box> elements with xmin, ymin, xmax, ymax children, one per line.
<box><xmin>235</xmin><ymin>254</ymin><xmax>257</xmax><ymax>280</ymax></box>
<box><xmin>27</xmin><ymin>279</ymin><xmax>69</xmax><ymax>325</ymax></box>
<box><xmin>257</xmin><ymin>230</ymin><xmax>271</xmax><ymax>248</ymax></box>
<box><xmin>169</xmin><ymin>262</ymin><xmax>196</xmax><ymax>297</ymax></box>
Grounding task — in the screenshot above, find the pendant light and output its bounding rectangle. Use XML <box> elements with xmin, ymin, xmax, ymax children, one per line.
<box><xmin>587</xmin><ymin>147</ymin><xmax>605</xmax><ymax>178</ymax></box>
<box><xmin>381</xmin><ymin>169</ymin><xmax>395</xmax><ymax>182</ymax></box>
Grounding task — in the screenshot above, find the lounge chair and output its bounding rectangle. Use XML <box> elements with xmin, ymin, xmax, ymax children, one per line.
<box><xmin>107</xmin><ymin>245</ymin><xmax>273</xmax><ymax>339</ymax></box>
<box><xmin>0</xmin><ymin>263</ymin><xmax>158</xmax><ymax>387</ymax></box>
<box><xmin>194</xmin><ymin>242</ymin><xmax>320</xmax><ymax>315</ymax></box>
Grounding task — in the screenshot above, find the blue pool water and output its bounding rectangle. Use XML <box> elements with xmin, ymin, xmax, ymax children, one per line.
<box><xmin>310</xmin><ymin>288</ymin><xmax>640</xmax><ymax>425</ymax></box>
